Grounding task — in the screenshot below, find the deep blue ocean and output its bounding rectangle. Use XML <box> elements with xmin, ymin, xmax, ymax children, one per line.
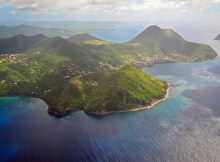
<box><xmin>0</xmin><ymin>23</ymin><xmax>220</xmax><ymax>162</ymax></box>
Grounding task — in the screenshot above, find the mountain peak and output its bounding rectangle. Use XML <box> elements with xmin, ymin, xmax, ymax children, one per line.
<box><xmin>129</xmin><ymin>25</ymin><xmax>184</xmax><ymax>44</ymax></box>
<box><xmin>146</xmin><ymin>25</ymin><xmax>161</xmax><ymax>31</ymax></box>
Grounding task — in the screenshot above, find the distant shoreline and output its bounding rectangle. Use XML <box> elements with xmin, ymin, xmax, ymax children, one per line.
<box><xmin>86</xmin><ymin>84</ymin><xmax>170</xmax><ymax>116</ymax></box>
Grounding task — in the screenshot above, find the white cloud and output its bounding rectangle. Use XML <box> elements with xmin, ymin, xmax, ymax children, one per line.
<box><xmin>119</xmin><ymin>0</ymin><xmax>220</xmax><ymax>11</ymax></box>
<box><xmin>3</xmin><ymin>0</ymin><xmax>220</xmax><ymax>12</ymax></box>
<box><xmin>6</xmin><ymin>0</ymin><xmax>119</xmax><ymax>11</ymax></box>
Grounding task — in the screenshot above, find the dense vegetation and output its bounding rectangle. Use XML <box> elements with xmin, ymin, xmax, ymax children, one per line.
<box><xmin>0</xmin><ymin>52</ymin><xmax>167</xmax><ymax>116</ymax></box>
<box><xmin>85</xmin><ymin>65</ymin><xmax>167</xmax><ymax>114</ymax></box>
<box><xmin>0</xmin><ymin>25</ymin><xmax>217</xmax><ymax>116</ymax></box>
<box><xmin>0</xmin><ymin>34</ymin><xmax>46</xmax><ymax>54</ymax></box>
<box><xmin>0</xmin><ymin>52</ymin><xmax>68</xmax><ymax>96</ymax></box>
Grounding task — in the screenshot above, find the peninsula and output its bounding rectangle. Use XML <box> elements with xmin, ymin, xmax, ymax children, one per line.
<box><xmin>0</xmin><ymin>25</ymin><xmax>217</xmax><ymax>117</ymax></box>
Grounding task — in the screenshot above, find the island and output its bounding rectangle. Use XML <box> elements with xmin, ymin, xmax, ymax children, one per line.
<box><xmin>215</xmin><ymin>34</ymin><xmax>220</xmax><ymax>40</ymax></box>
<box><xmin>0</xmin><ymin>25</ymin><xmax>217</xmax><ymax>117</ymax></box>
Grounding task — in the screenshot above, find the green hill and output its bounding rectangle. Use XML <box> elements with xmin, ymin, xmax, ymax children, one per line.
<box><xmin>45</xmin><ymin>79</ymin><xmax>89</xmax><ymax>116</ymax></box>
<box><xmin>0</xmin><ymin>34</ymin><xmax>46</xmax><ymax>54</ymax></box>
<box><xmin>42</xmin><ymin>65</ymin><xmax>167</xmax><ymax>116</ymax></box>
<box><xmin>29</xmin><ymin>36</ymin><xmax>99</xmax><ymax>69</ymax></box>
<box><xmin>128</xmin><ymin>25</ymin><xmax>217</xmax><ymax>59</ymax></box>
<box><xmin>85</xmin><ymin>65</ymin><xmax>167</xmax><ymax>114</ymax></box>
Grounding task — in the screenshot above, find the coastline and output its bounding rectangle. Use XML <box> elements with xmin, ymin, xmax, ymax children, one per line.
<box><xmin>86</xmin><ymin>84</ymin><xmax>170</xmax><ymax>116</ymax></box>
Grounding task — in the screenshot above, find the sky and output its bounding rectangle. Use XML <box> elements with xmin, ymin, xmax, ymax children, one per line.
<box><xmin>0</xmin><ymin>0</ymin><xmax>220</xmax><ymax>25</ymax></box>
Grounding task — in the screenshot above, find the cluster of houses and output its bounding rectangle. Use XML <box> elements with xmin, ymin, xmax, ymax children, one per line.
<box><xmin>0</xmin><ymin>54</ymin><xmax>23</xmax><ymax>63</ymax></box>
<box><xmin>60</xmin><ymin>61</ymin><xmax>113</xmax><ymax>80</ymax></box>
<box><xmin>60</xmin><ymin>64</ymin><xmax>81</xmax><ymax>79</ymax></box>
<box><xmin>131</xmin><ymin>55</ymin><xmax>176</xmax><ymax>67</ymax></box>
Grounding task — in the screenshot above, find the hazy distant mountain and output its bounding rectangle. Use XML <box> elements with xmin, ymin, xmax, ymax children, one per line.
<box><xmin>0</xmin><ymin>21</ymin><xmax>120</xmax><ymax>37</ymax></box>
<box><xmin>129</xmin><ymin>25</ymin><xmax>216</xmax><ymax>57</ymax></box>
<box><xmin>0</xmin><ymin>20</ymin><xmax>116</xmax><ymax>29</ymax></box>
<box><xmin>0</xmin><ymin>25</ymin><xmax>73</xmax><ymax>38</ymax></box>
<box><xmin>215</xmin><ymin>34</ymin><xmax>220</xmax><ymax>40</ymax></box>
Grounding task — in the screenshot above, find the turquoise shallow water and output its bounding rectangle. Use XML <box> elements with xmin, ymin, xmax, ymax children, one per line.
<box><xmin>1</xmin><ymin>24</ymin><xmax>220</xmax><ymax>162</ymax></box>
<box><xmin>1</xmin><ymin>59</ymin><xmax>220</xmax><ymax>162</ymax></box>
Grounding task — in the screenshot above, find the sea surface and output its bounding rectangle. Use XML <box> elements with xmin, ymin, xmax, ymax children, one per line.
<box><xmin>0</xmin><ymin>23</ymin><xmax>220</xmax><ymax>162</ymax></box>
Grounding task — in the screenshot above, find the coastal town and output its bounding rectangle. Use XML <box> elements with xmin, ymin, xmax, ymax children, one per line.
<box><xmin>125</xmin><ymin>55</ymin><xmax>176</xmax><ymax>68</ymax></box>
<box><xmin>0</xmin><ymin>52</ymin><xmax>203</xmax><ymax>93</ymax></box>
<box><xmin>0</xmin><ymin>53</ymin><xmax>180</xmax><ymax>85</ymax></box>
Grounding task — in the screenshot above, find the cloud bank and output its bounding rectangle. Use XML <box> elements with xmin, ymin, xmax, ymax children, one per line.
<box><xmin>3</xmin><ymin>0</ymin><xmax>220</xmax><ymax>12</ymax></box>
